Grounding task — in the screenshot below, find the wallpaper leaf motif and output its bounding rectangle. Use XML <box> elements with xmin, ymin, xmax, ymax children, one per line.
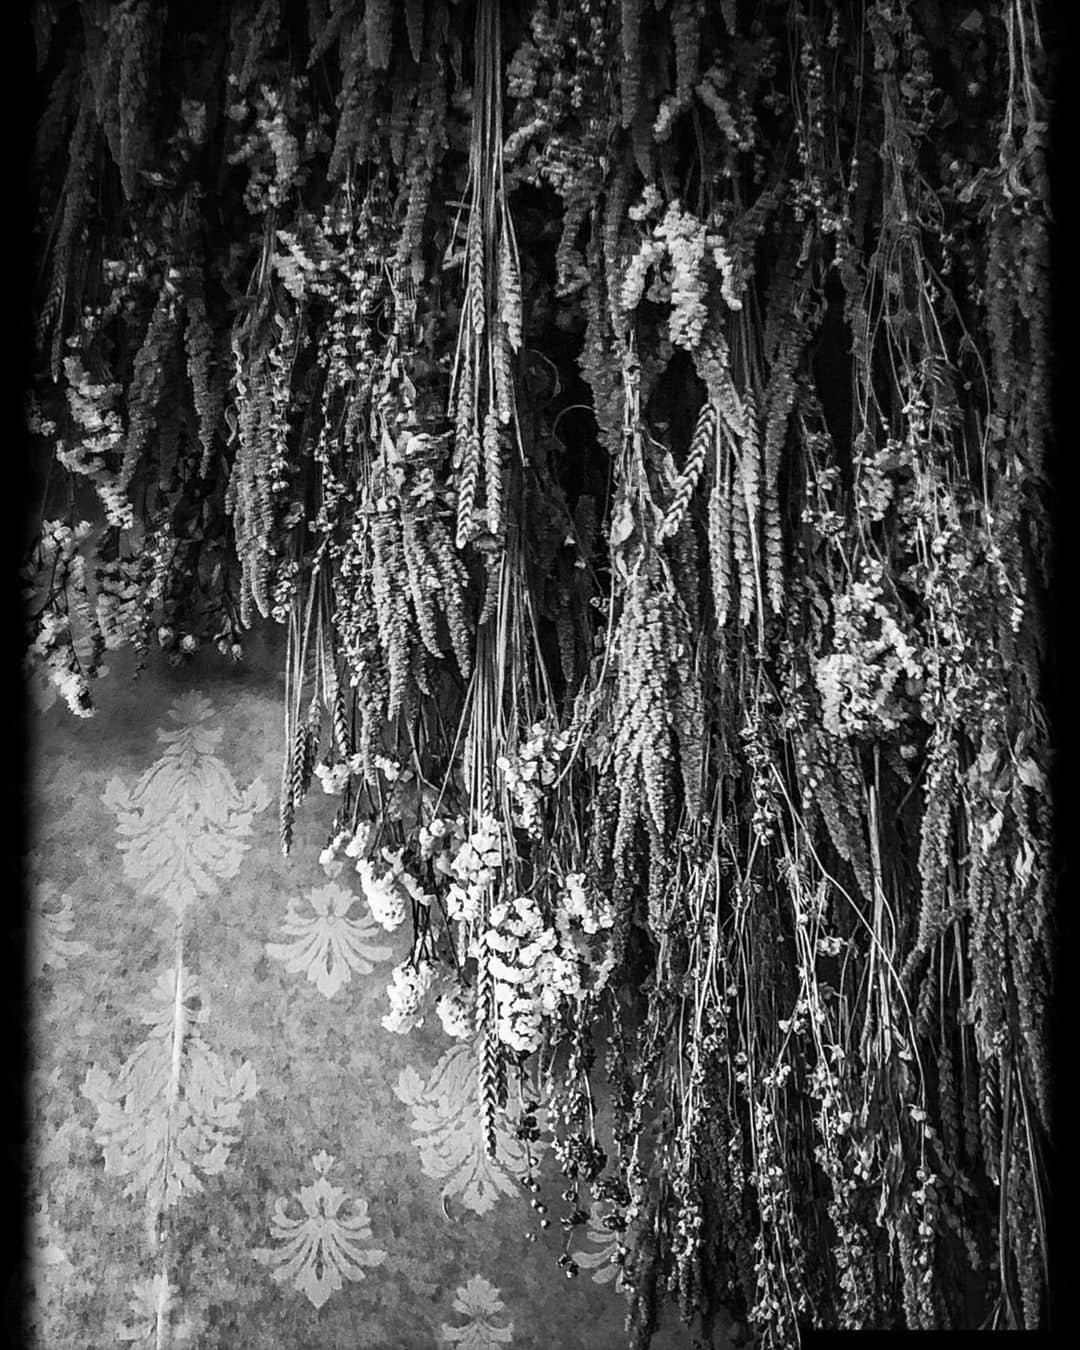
<box><xmin>27</xmin><ymin>887</ymin><xmax>90</xmax><ymax>980</ymax></box>
<box><xmin>30</xmin><ymin>1096</ymin><xmax>86</xmax><ymax>1175</ymax></box>
<box><xmin>82</xmin><ymin>965</ymin><xmax>258</xmax><ymax>1237</ymax></box>
<box><xmin>28</xmin><ymin>1193</ymin><xmax>72</xmax><ymax>1277</ymax></box>
<box><xmin>100</xmin><ymin>691</ymin><xmax>270</xmax><ymax>914</ymax></box>
<box><xmin>266</xmin><ymin>880</ymin><xmax>394</xmax><ymax>998</ymax></box>
<box><xmin>394</xmin><ymin>1042</ymin><xmax>533</xmax><ymax>1215</ymax></box>
<box><xmin>25</xmin><ymin>1195</ymin><xmax>76</xmax><ymax>1350</ymax></box>
<box><xmin>572</xmin><ymin>1201</ymin><xmax>626</xmax><ymax>1289</ymax></box>
<box><xmin>440</xmin><ymin>1275</ymin><xmax>514</xmax><ymax>1348</ymax></box>
<box><xmin>252</xmin><ymin>1150</ymin><xmax>388</xmax><ymax>1310</ymax></box>
<box><xmin>117</xmin><ymin>1274</ymin><xmax>203</xmax><ymax>1346</ymax></box>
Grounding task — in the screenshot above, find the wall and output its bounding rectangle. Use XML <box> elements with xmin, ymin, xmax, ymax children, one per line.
<box><xmin>22</xmin><ymin>638</ymin><xmax>739</xmax><ymax>1349</ymax></box>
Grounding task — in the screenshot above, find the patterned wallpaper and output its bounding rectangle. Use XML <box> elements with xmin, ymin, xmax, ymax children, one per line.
<box><xmin>23</xmin><ymin>640</ymin><xmax>742</xmax><ymax>1349</ymax></box>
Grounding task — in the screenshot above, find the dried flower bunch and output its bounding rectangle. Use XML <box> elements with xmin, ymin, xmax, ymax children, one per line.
<box><xmin>27</xmin><ymin>0</ymin><xmax>1053</xmax><ymax>1342</ymax></box>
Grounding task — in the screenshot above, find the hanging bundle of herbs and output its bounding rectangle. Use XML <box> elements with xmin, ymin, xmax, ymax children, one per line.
<box><xmin>26</xmin><ymin>0</ymin><xmax>1054</xmax><ymax>1342</ymax></box>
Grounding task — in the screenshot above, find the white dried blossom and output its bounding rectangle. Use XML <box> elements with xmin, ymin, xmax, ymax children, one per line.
<box><xmin>373</xmin><ymin>754</ymin><xmax>402</xmax><ymax>781</ymax></box>
<box><xmin>314</xmin><ymin>760</ymin><xmax>351</xmax><ymax>795</ymax></box>
<box><xmin>628</xmin><ymin>183</ymin><xmax>663</xmax><ymax>223</ymax></box>
<box><xmin>446</xmin><ymin>814</ymin><xmax>503</xmax><ymax>923</ymax></box>
<box><xmin>656</xmin><ymin>202</ymin><xmax>709</xmax><ymax>350</ymax></box>
<box><xmin>318</xmin><ymin>829</ymin><xmax>353</xmax><ymax>873</ymax></box>
<box><xmin>708</xmin><ymin>233</ymin><xmax>744</xmax><ymax>311</ymax></box>
<box><xmin>58</xmin><ymin>357</ymin><xmax>134</xmax><ymax>527</ymax></box>
<box><xmin>621</xmin><ymin>199</ymin><xmax>746</xmax><ymax>347</ymax></box>
<box><xmin>31</xmin><ymin>609</ymin><xmax>70</xmax><ymax>656</ymax></box>
<box><xmin>480</xmin><ymin>894</ymin><xmax>585</xmax><ymax>1054</ymax></box>
<box><xmin>559</xmin><ymin>872</ymin><xmax>614</xmax><ymax>935</ymax></box>
<box><xmin>343</xmin><ymin>822</ymin><xmax>374</xmax><ymax>859</ymax></box>
<box><xmin>418</xmin><ymin>815</ymin><xmax>465</xmax><ymax>878</ymax></box>
<box><xmin>814</xmin><ymin>564</ymin><xmax>923</xmax><ymax>739</ymax></box>
<box><xmin>53</xmin><ymin>664</ymin><xmax>94</xmax><ymax>718</ymax></box>
<box><xmin>496</xmin><ymin>725</ymin><xmax>568</xmax><ymax>838</ymax></box>
<box><xmin>399</xmin><ymin>869</ymin><xmax>435</xmax><ymax>908</ymax></box>
<box><xmin>620</xmin><ymin>237</ymin><xmax>666</xmax><ymax>317</ymax></box>
<box><xmin>436</xmin><ymin>982</ymin><xmax>476</xmax><ymax>1041</ymax></box>
<box><xmin>382</xmin><ymin>959</ymin><xmax>437</xmax><ymax>1034</ymax></box>
<box><xmin>356</xmin><ymin>857</ymin><xmax>406</xmax><ymax>932</ymax></box>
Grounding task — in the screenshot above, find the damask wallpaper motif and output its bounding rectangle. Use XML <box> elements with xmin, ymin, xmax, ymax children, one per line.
<box><xmin>23</xmin><ymin>643</ymin><xmax>738</xmax><ymax>1348</ymax></box>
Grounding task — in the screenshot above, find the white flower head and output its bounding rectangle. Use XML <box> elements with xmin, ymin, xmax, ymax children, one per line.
<box><xmin>314</xmin><ymin>760</ymin><xmax>351</xmax><ymax>795</ymax></box>
<box><xmin>356</xmin><ymin>859</ymin><xmax>406</xmax><ymax>932</ymax></box>
<box><xmin>436</xmin><ymin>983</ymin><xmax>477</xmax><ymax>1041</ymax></box>
<box><xmin>382</xmin><ymin>959</ymin><xmax>437</xmax><ymax>1034</ymax></box>
<box><xmin>560</xmin><ymin>872</ymin><xmax>614</xmax><ymax>935</ymax></box>
<box><xmin>343</xmin><ymin>821</ymin><xmax>374</xmax><ymax>858</ymax></box>
<box><xmin>318</xmin><ymin>829</ymin><xmax>352</xmax><ymax>874</ymax></box>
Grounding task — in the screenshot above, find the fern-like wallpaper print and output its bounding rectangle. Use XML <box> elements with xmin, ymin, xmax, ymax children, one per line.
<box><xmin>24</xmin><ymin>643</ymin><xmax>742</xmax><ymax>1348</ymax></box>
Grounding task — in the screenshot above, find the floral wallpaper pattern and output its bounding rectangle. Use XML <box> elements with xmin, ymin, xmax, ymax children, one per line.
<box><xmin>395</xmin><ymin>1044</ymin><xmax>534</xmax><ymax>1217</ymax></box>
<box><xmin>23</xmin><ymin>643</ymin><xmax>738</xmax><ymax>1347</ymax></box>
<box><xmin>252</xmin><ymin>1150</ymin><xmax>387</xmax><ymax>1310</ymax></box>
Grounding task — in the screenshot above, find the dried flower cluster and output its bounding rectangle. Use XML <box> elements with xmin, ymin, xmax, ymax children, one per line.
<box><xmin>29</xmin><ymin>0</ymin><xmax>1054</xmax><ymax>1343</ymax></box>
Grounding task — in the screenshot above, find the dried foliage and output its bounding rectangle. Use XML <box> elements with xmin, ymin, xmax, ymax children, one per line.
<box><xmin>28</xmin><ymin>0</ymin><xmax>1054</xmax><ymax>1342</ymax></box>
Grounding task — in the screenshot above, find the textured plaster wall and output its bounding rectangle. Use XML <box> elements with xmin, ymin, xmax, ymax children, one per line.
<box><xmin>23</xmin><ymin>639</ymin><xmax>737</xmax><ymax>1349</ymax></box>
